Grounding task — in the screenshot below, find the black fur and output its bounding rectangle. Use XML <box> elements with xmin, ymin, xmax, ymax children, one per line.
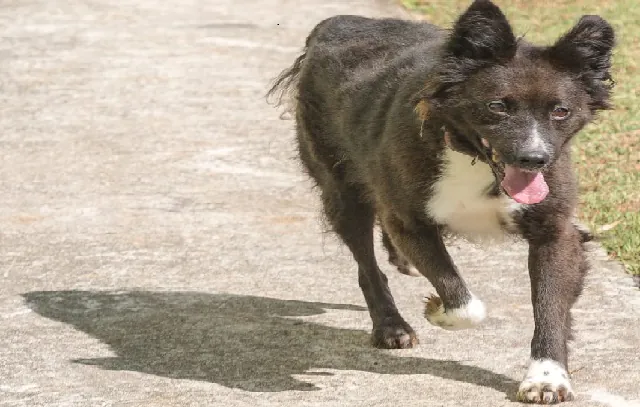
<box><xmin>269</xmin><ymin>0</ymin><xmax>614</xmax><ymax>401</ymax></box>
<box><xmin>545</xmin><ymin>15</ymin><xmax>616</xmax><ymax>111</ymax></box>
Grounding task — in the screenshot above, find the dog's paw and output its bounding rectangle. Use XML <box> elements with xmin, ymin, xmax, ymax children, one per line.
<box><xmin>397</xmin><ymin>264</ymin><xmax>421</xmax><ymax>277</ymax></box>
<box><xmin>516</xmin><ymin>359</ymin><xmax>575</xmax><ymax>404</ymax></box>
<box><xmin>388</xmin><ymin>253</ymin><xmax>421</xmax><ymax>277</ymax></box>
<box><xmin>424</xmin><ymin>294</ymin><xmax>486</xmax><ymax>330</ymax></box>
<box><xmin>372</xmin><ymin>316</ymin><xmax>418</xmax><ymax>349</ymax></box>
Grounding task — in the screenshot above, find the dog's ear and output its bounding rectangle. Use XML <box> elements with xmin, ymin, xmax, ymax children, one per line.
<box><xmin>446</xmin><ymin>0</ymin><xmax>517</xmax><ymax>62</ymax></box>
<box><xmin>418</xmin><ymin>1</ymin><xmax>516</xmax><ymax>109</ymax></box>
<box><xmin>547</xmin><ymin>16</ymin><xmax>616</xmax><ymax>110</ymax></box>
<box><xmin>549</xmin><ymin>15</ymin><xmax>615</xmax><ymax>75</ymax></box>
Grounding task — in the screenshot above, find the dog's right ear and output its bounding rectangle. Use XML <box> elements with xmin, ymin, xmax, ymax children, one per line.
<box><xmin>445</xmin><ymin>0</ymin><xmax>517</xmax><ymax>62</ymax></box>
<box><xmin>416</xmin><ymin>1</ymin><xmax>517</xmax><ymax>109</ymax></box>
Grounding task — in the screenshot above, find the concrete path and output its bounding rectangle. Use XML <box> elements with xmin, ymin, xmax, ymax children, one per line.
<box><xmin>1</xmin><ymin>0</ymin><xmax>638</xmax><ymax>406</ymax></box>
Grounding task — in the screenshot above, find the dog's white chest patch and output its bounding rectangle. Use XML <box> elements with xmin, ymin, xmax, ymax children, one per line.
<box><xmin>426</xmin><ymin>149</ymin><xmax>520</xmax><ymax>240</ymax></box>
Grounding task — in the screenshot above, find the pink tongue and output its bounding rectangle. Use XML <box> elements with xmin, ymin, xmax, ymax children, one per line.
<box><xmin>501</xmin><ymin>165</ymin><xmax>549</xmax><ymax>204</ymax></box>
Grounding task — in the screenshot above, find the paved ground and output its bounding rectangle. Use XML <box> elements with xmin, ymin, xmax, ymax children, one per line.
<box><xmin>1</xmin><ymin>0</ymin><xmax>639</xmax><ymax>406</ymax></box>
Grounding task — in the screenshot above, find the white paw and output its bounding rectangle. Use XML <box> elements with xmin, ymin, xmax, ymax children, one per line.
<box><xmin>517</xmin><ymin>359</ymin><xmax>575</xmax><ymax>404</ymax></box>
<box><xmin>423</xmin><ymin>294</ymin><xmax>486</xmax><ymax>330</ymax></box>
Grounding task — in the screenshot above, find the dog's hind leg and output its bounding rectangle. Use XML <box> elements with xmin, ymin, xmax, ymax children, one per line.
<box><xmin>295</xmin><ymin>114</ymin><xmax>416</xmax><ymax>348</ymax></box>
<box><xmin>381</xmin><ymin>229</ymin><xmax>420</xmax><ymax>277</ymax></box>
<box><xmin>320</xmin><ymin>183</ymin><xmax>418</xmax><ymax>349</ymax></box>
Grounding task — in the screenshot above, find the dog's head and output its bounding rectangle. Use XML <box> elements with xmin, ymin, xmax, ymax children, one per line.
<box><xmin>418</xmin><ymin>0</ymin><xmax>615</xmax><ymax>204</ymax></box>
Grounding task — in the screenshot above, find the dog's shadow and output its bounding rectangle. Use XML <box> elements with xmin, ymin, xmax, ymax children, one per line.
<box><xmin>23</xmin><ymin>290</ymin><xmax>517</xmax><ymax>394</ymax></box>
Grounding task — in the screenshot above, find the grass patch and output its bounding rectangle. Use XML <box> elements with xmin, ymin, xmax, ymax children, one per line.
<box><xmin>402</xmin><ymin>0</ymin><xmax>640</xmax><ymax>273</ymax></box>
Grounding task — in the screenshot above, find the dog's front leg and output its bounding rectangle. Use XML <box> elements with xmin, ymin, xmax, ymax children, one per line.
<box><xmin>517</xmin><ymin>222</ymin><xmax>587</xmax><ymax>404</ymax></box>
<box><xmin>384</xmin><ymin>215</ymin><xmax>486</xmax><ymax>330</ymax></box>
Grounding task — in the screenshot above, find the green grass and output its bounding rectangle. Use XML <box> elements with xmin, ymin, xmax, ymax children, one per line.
<box><xmin>402</xmin><ymin>0</ymin><xmax>640</xmax><ymax>274</ymax></box>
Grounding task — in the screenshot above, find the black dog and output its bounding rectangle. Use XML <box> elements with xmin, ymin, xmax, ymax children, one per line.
<box><xmin>268</xmin><ymin>0</ymin><xmax>615</xmax><ymax>403</ymax></box>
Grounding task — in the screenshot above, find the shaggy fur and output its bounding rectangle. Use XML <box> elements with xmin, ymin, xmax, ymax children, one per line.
<box><xmin>269</xmin><ymin>0</ymin><xmax>614</xmax><ymax>403</ymax></box>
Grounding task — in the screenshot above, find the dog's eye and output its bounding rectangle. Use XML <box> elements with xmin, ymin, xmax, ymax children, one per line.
<box><xmin>487</xmin><ymin>101</ymin><xmax>507</xmax><ymax>114</ymax></box>
<box><xmin>551</xmin><ymin>106</ymin><xmax>571</xmax><ymax>120</ymax></box>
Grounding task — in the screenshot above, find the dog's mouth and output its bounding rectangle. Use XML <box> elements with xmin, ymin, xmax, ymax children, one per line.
<box><xmin>442</xmin><ymin>128</ymin><xmax>550</xmax><ymax>204</ymax></box>
<box><xmin>480</xmin><ymin>137</ymin><xmax>549</xmax><ymax>205</ymax></box>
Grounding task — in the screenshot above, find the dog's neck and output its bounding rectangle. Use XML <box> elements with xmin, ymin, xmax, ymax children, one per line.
<box><xmin>414</xmin><ymin>102</ymin><xmax>505</xmax><ymax>195</ymax></box>
<box><xmin>435</xmin><ymin>123</ymin><xmax>505</xmax><ymax>197</ymax></box>
<box><xmin>441</xmin><ymin>125</ymin><xmax>480</xmax><ymax>159</ymax></box>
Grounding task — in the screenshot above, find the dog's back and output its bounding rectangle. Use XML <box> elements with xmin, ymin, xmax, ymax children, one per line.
<box><xmin>294</xmin><ymin>16</ymin><xmax>442</xmax><ymax>110</ymax></box>
<box><xmin>269</xmin><ymin>16</ymin><xmax>444</xmax><ymax>192</ymax></box>
<box><xmin>305</xmin><ymin>15</ymin><xmax>441</xmax><ymax>58</ymax></box>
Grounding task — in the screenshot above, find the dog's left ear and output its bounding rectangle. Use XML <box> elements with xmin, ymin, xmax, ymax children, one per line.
<box><xmin>549</xmin><ymin>15</ymin><xmax>615</xmax><ymax>75</ymax></box>
<box><xmin>548</xmin><ymin>16</ymin><xmax>616</xmax><ymax>109</ymax></box>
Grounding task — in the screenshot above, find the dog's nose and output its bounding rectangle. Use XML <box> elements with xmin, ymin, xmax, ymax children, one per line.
<box><xmin>514</xmin><ymin>150</ymin><xmax>550</xmax><ymax>170</ymax></box>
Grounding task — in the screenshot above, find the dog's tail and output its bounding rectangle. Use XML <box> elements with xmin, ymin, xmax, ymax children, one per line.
<box><xmin>267</xmin><ymin>18</ymin><xmax>331</xmax><ymax>115</ymax></box>
<box><xmin>266</xmin><ymin>49</ymin><xmax>306</xmax><ymax>117</ymax></box>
